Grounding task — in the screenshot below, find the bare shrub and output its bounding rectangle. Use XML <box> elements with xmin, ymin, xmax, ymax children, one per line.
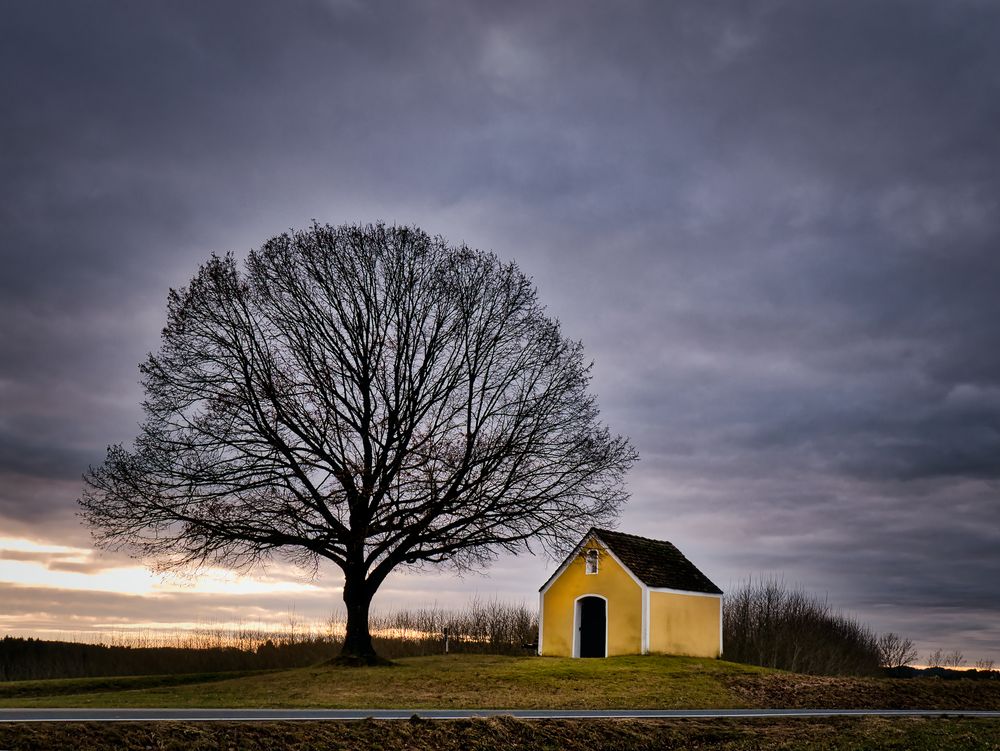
<box><xmin>722</xmin><ymin>577</ymin><xmax>881</xmax><ymax>676</ymax></box>
<box><xmin>944</xmin><ymin>650</ymin><xmax>967</xmax><ymax>668</ymax></box>
<box><xmin>877</xmin><ymin>632</ymin><xmax>918</xmax><ymax>668</ymax></box>
<box><xmin>367</xmin><ymin>598</ymin><xmax>537</xmax><ymax>659</ymax></box>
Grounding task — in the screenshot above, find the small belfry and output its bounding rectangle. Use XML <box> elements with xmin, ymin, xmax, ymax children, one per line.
<box><xmin>538</xmin><ymin>528</ymin><xmax>723</xmax><ymax>658</ymax></box>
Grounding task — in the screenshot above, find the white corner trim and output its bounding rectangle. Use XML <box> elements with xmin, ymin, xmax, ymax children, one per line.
<box><xmin>646</xmin><ymin>586</ymin><xmax>723</xmax><ymax>599</ymax></box>
<box><xmin>538</xmin><ymin>590</ymin><xmax>544</xmax><ymax>655</ymax></box>
<box><xmin>641</xmin><ymin>585</ymin><xmax>650</xmax><ymax>655</ymax></box>
<box><xmin>572</xmin><ymin>593</ymin><xmax>609</xmax><ymax>659</ymax></box>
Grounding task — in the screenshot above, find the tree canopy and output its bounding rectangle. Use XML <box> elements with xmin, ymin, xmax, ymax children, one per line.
<box><xmin>81</xmin><ymin>222</ymin><xmax>637</xmax><ymax>661</ymax></box>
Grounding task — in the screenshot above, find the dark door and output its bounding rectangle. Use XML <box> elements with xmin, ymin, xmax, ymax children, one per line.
<box><xmin>578</xmin><ymin>597</ymin><xmax>606</xmax><ymax>658</ymax></box>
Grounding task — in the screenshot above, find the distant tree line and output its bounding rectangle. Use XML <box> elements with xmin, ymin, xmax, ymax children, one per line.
<box><xmin>0</xmin><ymin>601</ymin><xmax>537</xmax><ymax>681</ymax></box>
<box><xmin>0</xmin><ymin>636</ymin><xmax>331</xmax><ymax>682</ymax></box>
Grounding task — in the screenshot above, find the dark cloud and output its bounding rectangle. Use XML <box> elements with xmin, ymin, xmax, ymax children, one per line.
<box><xmin>1</xmin><ymin>0</ymin><xmax>999</xmax><ymax>659</ymax></box>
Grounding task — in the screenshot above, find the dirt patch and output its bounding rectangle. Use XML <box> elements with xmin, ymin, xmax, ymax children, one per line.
<box><xmin>1</xmin><ymin>717</ymin><xmax>999</xmax><ymax>751</ymax></box>
<box><xmin>728</xmin><ymin>673</ymin><xmax>1000</xmax><ymax>710</ymax></box>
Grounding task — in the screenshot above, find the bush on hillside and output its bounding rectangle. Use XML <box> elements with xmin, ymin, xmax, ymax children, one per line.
<box><xmin>722</xmin><ymin>578</ymin><xmax>882</xmax><ymax>676</ymax></box>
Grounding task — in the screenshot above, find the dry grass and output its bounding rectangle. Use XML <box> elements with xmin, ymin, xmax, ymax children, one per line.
<box><xmin>0</xmin><ymin>671</ymin><xmax>271</xmax><ymax>702</ymax></box>
<box><xmin>728</xmin><ymin>671</ymin><xmax>1000</xmax><ymax>710</ymax></box>
<box><xmin>1</xmin><ymin>717</ymin><xmax>1000</xmax><ymax>751</ymax></box>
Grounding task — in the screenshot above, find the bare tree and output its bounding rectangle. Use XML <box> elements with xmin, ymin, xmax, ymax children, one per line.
<box><xmin>80</xmin><ymin>223</ymin><xmax>637</xmax><ymax>663</ymax></box>
<box><xmin>876</xmin><ymin>632</ymin><xmax>918</xmax><ymax>669</ymax></box>
<box><xmin>975</xmin><ymin>658</ymin><xmax>995</xmax><ymax>672</ymax></box>
<box><xmin>943</xmin><ymin>649</ymin><xmax>966</xmax><ymax>668</ymax></box>
<box><xmin>927</xmin><ymin>649</ymin><xmax>944</xmax><ymax>667</ymax></box>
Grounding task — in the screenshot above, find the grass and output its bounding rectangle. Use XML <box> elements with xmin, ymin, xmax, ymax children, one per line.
<box><xmin>3</xmin><ymin>654</ymin><xmax>1000</xmax><ymax>712</ymax></box>
<box><xmin>0</xmin><ymin>655</ymin><xmax>762</xmax><ymax>709</ymax></box>
<box><xmin>2</xmin><ymin>717</ymin><xmax>1000</xmax><ymax>751</ymax></box>
<box><xmin>4</xmin><ymin>657</ymin><xmax>1000</xmax><ymax>750</ymax></box>
<box><xmin>0</xmin><ymin>670</ymin><xmax>273</xmax><ymax>701</ymax></box>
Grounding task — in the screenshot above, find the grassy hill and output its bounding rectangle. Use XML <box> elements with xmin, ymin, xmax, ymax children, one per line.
<box><xmin>4</xmin><ymin>657</ymin><xmax>1000</xmax><ymax>751</ymax></box>
<box><xmin>3</xmin><ymin>654</ymin><xmax>1000</xmax><ymax>711</ymax></box>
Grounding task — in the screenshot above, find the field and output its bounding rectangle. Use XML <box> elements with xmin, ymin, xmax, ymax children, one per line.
<box><xmin>3</xmin><ymin>656</ymin><xmax>1000</xmax><ymax>749</ymax></box>
<box><xmin>3</xmin><ymin>654</ymin><xmax>1000</xmax><ymax>711</ymax></box>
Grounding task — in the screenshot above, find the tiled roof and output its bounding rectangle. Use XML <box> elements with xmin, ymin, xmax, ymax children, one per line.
<box><xmin>592</xmin><ymin>528</ymin><xmax>723</xmax><ymax>595</ymax></box>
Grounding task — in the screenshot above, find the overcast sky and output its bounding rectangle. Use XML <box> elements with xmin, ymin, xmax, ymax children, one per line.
<box><xmin>1</xmin><ymin>0</ymin><xmax>999</xmax><ymax>661</ymax></box>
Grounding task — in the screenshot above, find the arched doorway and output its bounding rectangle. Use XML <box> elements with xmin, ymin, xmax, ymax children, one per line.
<box><xmin>575</xmin><ymin>596</ymin><xmax>607</xmax><ymax>658</ymax></box>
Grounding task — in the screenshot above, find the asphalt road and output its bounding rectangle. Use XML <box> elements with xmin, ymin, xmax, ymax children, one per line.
<box><xmin>2</xmin><ymin>708</ymin><xmax>1000</xmax><ymax>722</ymax></box>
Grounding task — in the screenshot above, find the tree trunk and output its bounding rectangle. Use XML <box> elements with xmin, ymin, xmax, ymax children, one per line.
<box><xmin>339</xmin><ymin>574</ymin><xmax>379</xmax><ymax>664</ymax></box>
